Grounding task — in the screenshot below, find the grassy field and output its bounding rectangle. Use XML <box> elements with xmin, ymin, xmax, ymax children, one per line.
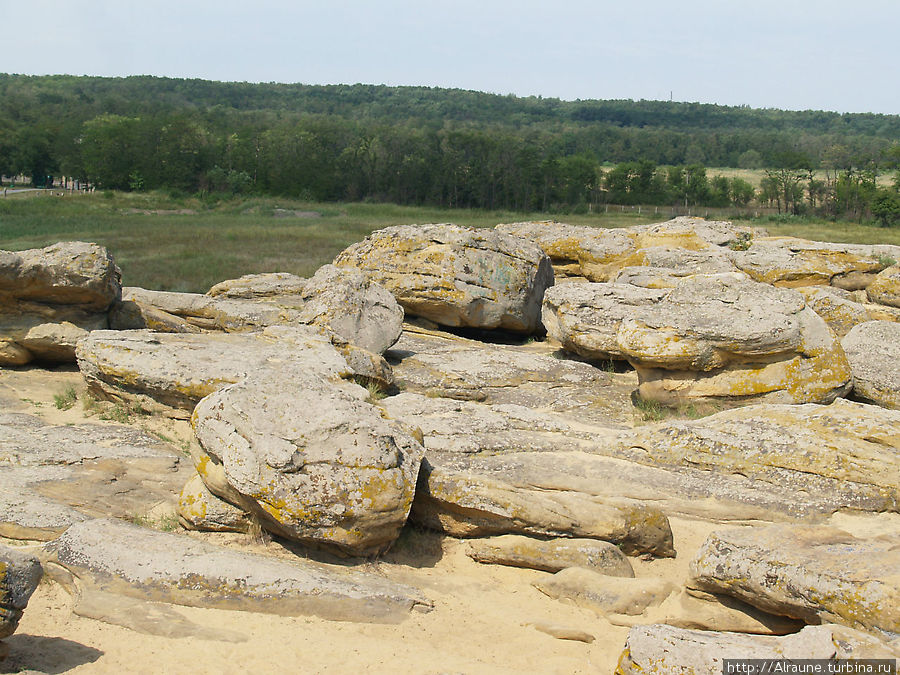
<box><xmin>1</xmin><ymin>190</ymin><xmax>898</xmax><ymax>292</ymax></box>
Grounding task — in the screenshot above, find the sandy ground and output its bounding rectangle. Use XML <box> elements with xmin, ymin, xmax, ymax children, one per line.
<box><xmin>3</xmin><ymin>366</ymin><xmax>898</xmax><ymax>674</ymax></box>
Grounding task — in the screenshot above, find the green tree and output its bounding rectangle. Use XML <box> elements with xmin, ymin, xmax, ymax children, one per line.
<box><xmin>871</xmin><ymin>189</ymin><xmax>900</xmax><ymax>227</ymax></box>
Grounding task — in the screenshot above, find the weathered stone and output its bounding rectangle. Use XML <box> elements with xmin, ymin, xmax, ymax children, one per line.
<box><xmin>0</xmin><ymin>410</ymin><xmax>191</xmax><ymax>540</ymax></box>
<box><xmin>529</xmin><ymin>622</ymin><xmax>595</xmax><ymax>643</ymax></box>
<box><xmin>42</xmin><ymin>518</ymin><xmax>431</xmax><ymax>623</ymax></box>
<box><xmin>0</xmin><ymin>241</ymin><xmax>120</xmax><ymax>310</ymax></box>
<box><xmin>616</xmin><ymin>399</ymin><xmax>900</xmax><ymax>513</ymax></box>
<box><xmin>118</xmin><ymin>287</ymin><xmax>293</xmax><ymax>332</ymax></box>
<box><xmin>0</xmin><ymin>242</ymin><xmax>120</xmax><ymax>365</ymax></box>
<box><xmin>0</xmin><ymin>545</ymin><xmax>43</xmax><ymax>640</ymax></box>
<box><xmin>192</xmin><ymin>368</ymin><xmax>425</xmax><ymax>556</ymax></box>
<box><xmin>295</xmin><ymin>264</ymin><xmax>403</xmax><ymax>354</ymax></box>
<box><xmin>842</xmin><ymin>321</ymin><xmax>900</xmax><ymax>409</ymax></box>
<box><xmin>689</xmin><ymin>524</ymin><xmax>900</xmax><ymax>635</ymax></box>
<box><xmin>615</xmin><ymin>624</ymin><xmax>900</xmax><ymax>674</ymax></box>
<box><xmin>497</xmin><ymin>217</ymin><xmax>758</xmax><ymax>281</ymax></box>
<box><xmin>333</xmin><ymin>223</ymin><xmax>554</xmax><ymax>333</ymax></box>
<box><xmin>541</xmin><ymin>282</ymin><xmax>668</xmax><ymax>361</ymax></box>
<box><xmin>207</xmin><ymin>272</ymin><xmax>307</xmax><ymax>299</ymax></box>
<box><xmin>798</xmin><ymin>286</ymin><xmax>878</xmax><ymax>337</ymax></box>
<box><xmin>467</xmin><ymin>535</ymin><xmax>633</xmax><ymax>576</ymax></box>
<box><xmin>617</xmin><ymin>273</ymin><xmax>852</xmax><ymax>405</ymax></box>
<box><xmin>534</xmin><ymin>567</ymin><xmax>676</xmax><ymax>616</ymax></box>
<box><xmin>867</xmin><ymin>265</ymin><xmax>900</xmax><ymax>307</ymax></box>
<box><xmin>76</xmin><ymin>326</ymin><xmax>367</xmax><ymax>416</ymax></box>
<box><xmin>387</xmin><ymin>328</ymin><xmax>635</xmax><ymax>427</ymax></box>
<box><xmin>411</xmin><ymin>456</ymin><xmax>675</xmax><ymax>557</ymax></box>
<box><xmin>177</xmin><ymin>474</ymin><xmax>250</xmax><ymax>533</ymax></box>
<box><xmin>729</xmin><ymin>237</ymin><xmax>900</xmax><ymax>289</ymax></box>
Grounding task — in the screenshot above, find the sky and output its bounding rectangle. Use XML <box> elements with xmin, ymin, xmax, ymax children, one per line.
<box><xmin>2</xmin><ymin>0</ymin><xmax>898</xmax><ymax>115</ymax></box>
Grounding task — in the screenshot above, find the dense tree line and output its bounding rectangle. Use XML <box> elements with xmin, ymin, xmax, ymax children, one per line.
<box><xmin>1</xmin><ymin>75</ymin><xmax>898</xmax><ymax>222</ymax></box>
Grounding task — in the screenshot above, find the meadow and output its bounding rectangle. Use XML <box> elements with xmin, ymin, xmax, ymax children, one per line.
<box><xmin>1</xmin><ymin>190</ymin><xmax>898</xmax><ymax>292</ymax></box>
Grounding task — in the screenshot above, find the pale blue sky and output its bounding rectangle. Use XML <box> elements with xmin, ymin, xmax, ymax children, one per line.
<box><xmin>3</xmin><ymin>0</ymin><xmax>898</xmax><ymax>114</ymax></box>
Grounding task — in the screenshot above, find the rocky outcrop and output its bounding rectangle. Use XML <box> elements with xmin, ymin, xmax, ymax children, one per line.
<box><xmin>534</xmin><ymin>568</ymin><xmax>676</xmax><ymax>616</ymax></box>
<box><xmin>797</xmin><ymin>286</ymin><xmax>881</xmax><ymax>337</ymax></box>
<box><xmin>114</xmin><ymin>266</ymin><xmax>403</xmax><ymax>355</ymax></box>
<box><xmin>192</xmin><ymin>366</ymin><xmax>425</xmax><ymax>556</ymax></box>
<box><xmin>689</xmin><ymin>524</ymin><xmax>900</xmax><ymax>635</ymax></box>
<box><xmin>615</xmin><ymin>624</ymin><xmax>899</xmax><ymax>674</ymax></box>
<box><xmin>867</xmin><ymin>264</ymin><xmax>900</xmax><ymax>307</ymax></box>
<box><xmin>42</xmin><ymin>519</ymin><xmax>431</xmax><ymax>623</ymax></box>
<box><xmin>0</xmin><ymin>545</ymin><xmax>43</xmax><ymax>640</ymax></box>
<box><xmin>467</xmin><ymin>535</ymin><xmax>634</xmax><ymax>576</ymax></box>
<box><xmin>623</xmin><ymin>274</ymin><xmax>850</xmax><ymax>405</ymax></box>
<box><xmin>333</xmin><ymin>224</ymin><xmax>553</xmax><ymax>333</ymax></box>
<box><xmin>616</xmin><ymin>399</ymin><xmax>900</xmax><ymax>514</ymax></box>
<box><xmin>0</xmin><ymin>242</ymin><xmax>121</xmax><ymax>365</ymax></box>
<box><xmin>842</xmin><ymin>321</ymin><xmax>900</xmax><ymax>409</ymax></box>
<box><xmin>729</xmin><ymin>237</ymin><xmax>900</xmax><ymax>289</ymax></box>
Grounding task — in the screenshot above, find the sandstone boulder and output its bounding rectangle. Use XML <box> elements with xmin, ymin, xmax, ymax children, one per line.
<box><xmin>497</xmin><ymin>217</ymin><xmax>756</xmax><ymax>280</ymax></box>
<box><xmin>411</xmin><ymin>457</ymin><xmax>675</xmax><ymax>557</ymax></box>
<box><xmin>534</xmin><ymin>567</ymin><xmax>676</xmax><ymax>616</ymax></box>
<box><xmin>192</xmin><ymin>367</ymin><xmax>425</xmax><ymax>556</ymax></box>
<box><xmin>617</xmin><ymin>273</ymin><xmax>851</xmax><ymax>405</ymax></box>
<box><xmin>615</xmin><ymin>624</ymin><xmax>899</xmax><ymax>674</ymax></box>
<box><xmin>42</xmin><ymin>518</ymin><xmax>431</xmax><ymax>623</ymax></box>
<box><xmin>0</xmin><ymin>544</ymin><xmax>43</xmax><ymax>640</ymax></box>
<box><xmin>842</xmin><ymin>321</ymin><xmax>900</xmax><ymax>409</ymax></box>
<box><xmin>333</xmin><ymin>223</ymin><xmax>553</xmax><ymax>333</ymax></box>
<box><xmin>867</xmin><ymin>264</ymin><xmax>900</xmax><ymax>307</ymax></box>
<box><xmin>294</xmin><ymin>264</ymin><xmax>403</xmax><ymax>354</ymax></box>
<box><xmin>729</xmin><ymin>237</ymin><xmax>900</xmax><ymax>289</ymax></box>
<box><xmin>689</xmin><ymin>524</ymin><xmax>900</xmax><ymax>635</ymax></box>
<box><xmin>797</xmin><ymin>286</ymin><xmax>879</xmax><ymax>337</ymax></box>
<box><xmin>616</xmin><ymin>399</ymin><xmax>900</xmax><ymax>514</ymax></box>
<box><xmin>541</xmin><ymin>282</ymin><xmax>668</xmax><ymax>361</ymax></box>
<box><xmin>467</xmin><ymin>535</ymin><xmax>634</xmax><ymax>576</ymax></box>
<box><xmin>0</xmin><ymin>242</ymin><xmax>120</xmax><ymax>365</ymax></box>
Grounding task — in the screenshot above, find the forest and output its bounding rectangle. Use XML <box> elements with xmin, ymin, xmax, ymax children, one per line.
<box><xmin>1</xmin><ymin>74</ymin><xmax>898</xmax><ymax>223</ymax></box>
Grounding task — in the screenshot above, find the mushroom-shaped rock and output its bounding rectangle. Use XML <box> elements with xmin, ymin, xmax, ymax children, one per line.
<box><xmin>616</xmin><ymin>273</ymin><xmax>851</xmax><ymax>405</ymax></box>
<box><xmin>333</xmin><ymin>223</ymin><xmax>553</xmax><ymax>333</ymax></box>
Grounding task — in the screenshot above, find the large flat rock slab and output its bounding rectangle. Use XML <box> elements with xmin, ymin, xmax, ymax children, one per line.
<box><xmin>0</xmin><ymin>410</ymin><xmax>190</xmax><ymax>541</ymax></box>
<box><xmin>729</xmin><ymin>236</ymin><xmax>900</xmax><ymax>289</ymax></box>
<box><xmin>333</xmin><ymin>223</ymin><xmax>554</xmax><ymax>333</ymax></box>
<box><xmin>689</xmin><ymin>524</ymin><xmax>900</xmax><ymax>636</ymax></box>
<box><xmin>616</xmin><ymin>623</ymin><xmax>899</xmax><ymax>674</ymax></box>
<box><xmin>497</xmin><ymin>217</ymin><xmax>753</xmax><ymax>281</ymax></box>
<box><xmin>615</xmin><ymin>399</ymin><xmax>900</xmax><ymax>514</ymax></box>
<box><xmin>387</xmin><ymin>328</ymin><xmax>635</xmax><ymax>427</ymax></box>
<box><xmin>76</xmin><ymin>325</ymin><xmax>364</xmax><ymax>416</ymax></box>
<box><xmin>42</xmin><ymin>519</ymin><xmax>432</xmax><ymax>623</ymax></box>
<box><xmin>842</xmin><ymin>320</ymin><xmax>900</xmax><ymax>409</ymax></box>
